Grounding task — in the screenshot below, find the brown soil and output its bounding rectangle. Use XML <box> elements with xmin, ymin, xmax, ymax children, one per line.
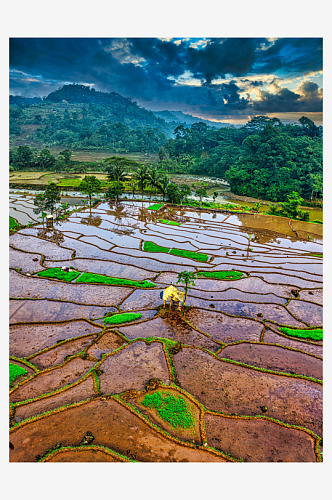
<box><xmin>121</xmin><ymin>289</ymin><xmax>164</xmax><ymax>311</ymax></box>
<box><xmin>29</xmin><ymin>334</ymin><xmax>98</xmax><ymax>369</ymax></box>
<box><xmin>185</xmin><ymin>309</ymin><xmax>263</xmax><ymax>343</ymax></box>
<box><xmin>87</xmin><ymin>331</ymin><xmax>126</xmax><ymax>360</ymax></box>
<box><xmin>263</xmin><ymin>330</ymin><xmax>323</xmax><ymax>358</ymax></box>
<box><xmin>204</xmin><ymin>413</ymin><xmax>317</xmax><ymax>462</ymax></box>
<box><xmin>14</xmin><ymin>375</ymin><xmax>96</xmax><ymax>423</ymax></box>
<box><xmin>173</xmin><ymin>347</ymin><xmax>322</xmax><ymax>437</ymax></box>
<box><xmin>9</xmin><ymin>320</ymin><xmax>102</xmax><ymax>358</ymax></box>
<box><xmin>10</xmin><ymin>233</ymin><xmax>73</xmax><ymax>260</ymax></box>
<box><xmin>98</xmin><ymin>341</ymin><xmax>170</xmax><ymax>394</ymax></box>
<box><xmin>9</xmin><ymin>299</ymin><xmax>113</xmax><ymax>324</ymax></box>
<box><xmin>41</xmin><ymin>447</ymin><xmax>124</xmax><ymax>462</ymax></box>
<box><xmin>9</xmin><ymin>398</ymin><xmax>228</xmax><ymax>462</ymax></box>
<box><xmin>65</xmin><ymin>258</ymin><xmax>157</xmax><ymax>281</ymax></box>
<box><xmin>299</xmin><ymin>289</ymin><xmax>322</xmax><ymax>305</ymax></box>
<box><xmin>118</xmin><ymin>316</ymin><xmax>220</xmax><ymax>351</ymax></box>
<box><xmin>10</xmin><ymin>358</ymin><xmax>95</xmax><ymax>404</ymax></box>
<box><xmin>9</xmin><ymin>248</ymin><xmax>44</xmax><ymax>274</ymax></box>
<box><xmin>220</xmin><ymin>343</ymin><xmax>322</xmax><ymax>380</ymax></box>
<box><xmin>287</xmin><ymin>300</ymin><xmax>323</xmax><ymax>326</ymax></box>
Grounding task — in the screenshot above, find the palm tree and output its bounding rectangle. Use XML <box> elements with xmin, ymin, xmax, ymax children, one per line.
<box><xmin>135</xmin><ymin>165</ymin><xmax>149</xmax><ymax>203</ymax></box>
<box><xmin>105</xmin><ymin>162</ymin><xmax>128</xmax><ymax>202</ymax></box>
<box><xmin>159</xmin><ymin>175</ymin><xmax>169</xmax><ymax>202</ymax></box>
<box><xmin>148</xmin><ymin>167</ymin><xmax>162</xmax><ymax>200</ymax></box>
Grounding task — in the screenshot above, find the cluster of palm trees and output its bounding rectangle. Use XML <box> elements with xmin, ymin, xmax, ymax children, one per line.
<box><xmin>106</xmin><ymin>161</ymin><xmax>170</xmax><ymax>202</ymax></box>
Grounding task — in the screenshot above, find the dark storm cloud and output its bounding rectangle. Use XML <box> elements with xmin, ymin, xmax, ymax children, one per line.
<box><xmin>9</xmin><ymin>37</ymin><xmax>323</xmax><ymax>119</ymax></box>
<box><xmin>254</xmin><ymin>38</ymin><xmax>322</xmax><ymax>76</ymax></box>
<box><xmin>253</xmin><ymin>80</ymin><xmax>322</xmax><ymax>113</ymax></box>
<box><xmin>186</xmin><ymin>38</ymin><xmax>258</xmax><ymax>83</ymax></box>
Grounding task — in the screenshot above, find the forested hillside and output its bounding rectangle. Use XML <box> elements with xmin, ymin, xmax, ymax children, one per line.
<box><xmin>9</xmin><ymin>85</ymin><xmax>322</xmax><ymax>203</ymax></box>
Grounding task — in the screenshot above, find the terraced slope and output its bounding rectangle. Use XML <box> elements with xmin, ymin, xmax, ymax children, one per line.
<box><xmin>9</xmin><ymin>198</ymin><xmax>323</xmax><ymax>462</ymax></box>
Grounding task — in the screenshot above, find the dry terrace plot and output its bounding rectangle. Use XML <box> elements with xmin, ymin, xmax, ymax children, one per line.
<box><xmin>9</xmin><ymin>199</ymin><xmax>323</xmax><ymax>463</ymax></box>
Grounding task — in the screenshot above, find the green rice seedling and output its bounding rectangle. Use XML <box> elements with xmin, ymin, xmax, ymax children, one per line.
<box><xmin>37</xmin><ymin>268</ymin><xmax>81</xmax><ymax>282</ymax></box>
<box><xmin>197</xmin><ymin>270</ymin><xmax>243</xmax><ymax>280</ymax></box>
<box><xmin>143</xmin><ymin>241</ymin><xmax>170</xmax><ymax>253</ymax></box>
<box><xmin>279</xmin><ymin>327</ymin><xmax>323</xmax><ymax>341</ymax></box>
<box><xmin>75</xmin><ymin>273</ymin><xmax>155</xmax><ymax>288</ymax></box>
<box><xmin>103</xmin><ymin>312</ymin><xmax>142</xmax><ymax>325</ymax></box>
<box><xmin>169</xmin><ymin>249</ymin><xmax>209</xmax><ymax>262</ymax></box>
<box><xmin>10</xmin><ymin>363</ymin><xmax>28</xmax><ymax>386</ymax></box>
<box><xmin>147</xmin><ymin>203</ymin><xmax>164</xmax><ymax>210</ymax></box>
<box><xmin>141</xmin><ymin>391</ymin><xmax>193</xmax><ymax>429</ymax></box>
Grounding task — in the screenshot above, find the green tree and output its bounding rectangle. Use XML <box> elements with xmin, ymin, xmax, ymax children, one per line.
<box><xmin>148</xmin><ymin>167</ymin><xmax>162</xmax><ymax>199</ymax></box>
<box><xmin>166</xmin><ymin>183</ymin><xmax>181</xmax><ymax>204</ymax></box>
<box><xmin>159</xmin><ymin>175</ymin><xmax>169</xmax><ymax>202</ymax></box>
<box><xmin>212</xmin><ymin>191</ymin><xmax>219</xmax><ymax>203</ymax></box>
<box><xmin>179</xmin><ymin>184</ymin><xmax>191</xmax><ymax>204</ymax></box>
<box><xmin>33</xmin><ymin>182</ymin><xmax>61</xmax><ymax>216</ymax></box>
<box><xmin>37</xmin><ymin>148</ymin><xmax>55</xmax><ymax>170</ymax></box>
<box><xmin>195</xmin><ymin>187</ymin><xmax>208</xmax><ymax>207</ymax></box>
<box><xmin>79</xmin><ymin>175</ymin><xmax>102</xmax><ymax>211</ymax></box>
<box><xmin>135</xmin><ymin>165</ymin><xmax>149</xmax><ymax>202</ymax></box>
<box><xmin>176</xmin><ymin>271</ymin><xmax>197</xmax><ymax>307</ymax></box>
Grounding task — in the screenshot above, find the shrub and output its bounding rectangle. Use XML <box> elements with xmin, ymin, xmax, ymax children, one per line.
<box><xmin>103</xmin><ymin>312</ymin><xmax>142</xmax><ymax>324</ymax></box>
<box><xmin>279</xmin><ymin>327</ymin><xmax>323</xmax><ymax>341</ymax></box>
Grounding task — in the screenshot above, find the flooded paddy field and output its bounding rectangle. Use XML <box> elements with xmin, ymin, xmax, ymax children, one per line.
<box><xmin>9</xmin><ymin>198</ymin><xmax>323</xmax><ymax>462</ymax></box>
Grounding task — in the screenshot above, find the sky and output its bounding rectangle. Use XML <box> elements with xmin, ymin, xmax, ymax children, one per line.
<box><xmin>9</xmin><ymin>37</ymin><xmax>323</xmax><ymax>124</ymax></box>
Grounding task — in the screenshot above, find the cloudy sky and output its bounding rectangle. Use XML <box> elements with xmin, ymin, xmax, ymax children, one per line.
<box><xmin>9</xmin><ymin>37</ymin><xmax>323</xmax><ymax>124</ymax></box>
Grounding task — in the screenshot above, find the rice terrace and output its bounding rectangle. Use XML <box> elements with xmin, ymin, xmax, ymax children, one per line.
<box><xmin>9</xmin><ymin>196</ymin><xmax>323</xmax><ymax>462</ymax></box>
<box><xmin>9</xmin><ymin>35</ymin><xmax>323</xmax><ymax>465</ymax></box>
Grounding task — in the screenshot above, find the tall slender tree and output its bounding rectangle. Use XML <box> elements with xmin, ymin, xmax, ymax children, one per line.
<box><xmin>135</xmin><ymin>165</ymin><xmax>149</xmax><ymax>202</ymax></box>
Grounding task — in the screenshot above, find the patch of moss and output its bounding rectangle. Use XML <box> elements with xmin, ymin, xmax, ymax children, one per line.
<box><xmin>141</xmin><ymin>391</ymin><xmax>193</xmax><ymax>429</ymax></box>
<box><xmin>197</xmin><ymin>270</ymin><xmax>244</xmax><ymax>280</ymax></box>
<box><xmin>103</xmin><ymin>312</ymin><xmax>142</xmax><ymax>325</ymax></box>
<box><xmin>147</xmin><ymin>203</ymin><xmax>163</xmax><ymax>210</ymax></box>
<box><xmin>76</xmin><ymin>272</ymin><xmax>155</xmax><ymax>288</ymax></box>
<box><xmin>143</xmin><ymin>241</ymin><xmax>170</xmax><ymax>253</ymax></box>
<box><xmin>10</xmin><ymin>363</ymin><xmax>28</xmax><ymax>386</ymax></box>
<box><xmin>158</xmin><ymin>219</ymin><xmax>181</xmax><ymax>226</ymax></box>
<box><xmin>37</xmin><ymin>268</ymin><xmax>81</xmax><ymax>282</ymax></box>
<box><xmin>9</xmin><ymin>216</ymin><xmax>20</xmax><ymax>231</ymax></box>
<box><xmin>279</xmin><ymin>327</ymin><xmax>323</xmax><ymax>341</ymax></box>
<box><xmin>169</xmin><ymin>249</ymin><xmax>208</xmax><ymax>262</ymax></box>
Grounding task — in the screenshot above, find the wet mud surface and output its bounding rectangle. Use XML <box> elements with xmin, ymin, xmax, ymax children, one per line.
<box><xmin>9</xmin><ymin>201</ymin><xmax>323</xmax><ymax>462</ymax></box>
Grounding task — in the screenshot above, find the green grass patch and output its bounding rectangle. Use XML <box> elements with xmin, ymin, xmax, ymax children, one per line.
<box><xmin>75</xmin><ymin>272</ymin><xmax>155</xmax><ymax>288</ymax></box>
<box><xmin>147</xmin><ymin>203</ymin><xmax>163</xmax><ymax>210</ymax></box>
<box><xmin>197</xmin><ymin>270</ymin><xmax>244</xmax><ymax>280</ymax></box>
<box><xmin>310</xmin><ymin>253</ymin><xmax>323</xmax><ymax>258</ymax></box>
<box><xmin>279</xmin><ymin>327</ymin><xmax>323</xmax><ymax>341</ymax></box>
<box><xmin>141</xmin><ymin>391</ymin><xmax>193</xmax><ymax>429</ymax></box>
<box><xmin>169</xmin><ymin>248</ymin><xmax>209</xmax><ymax>262</ymax></box>
<box><xmin>37</xmin><ymin>268</ymin><xmax>81</xmax><ymax>282</ymax></box>
<box><xmin>158</xmin><ymin>219</ymin><xmax>181</xmax><ymax>226</ymax></box>
<box><xmin>103</xmin><ymin>312</ymin><xmax>142</xmax><ymax>325</ymax></box>
<box><xmin>9</xmin><ymin>216</ymin><xmax>20</xmax><ymax>230</ymax></box>
<box><xmin>143</xmin><ymin>241</ymin><xmax>170</xmax><ymax>253</ymax></box>
<box><xmin>10</xmin><ymin>363</ymin><xmax>28</xmax><ymax>386</ymax></box>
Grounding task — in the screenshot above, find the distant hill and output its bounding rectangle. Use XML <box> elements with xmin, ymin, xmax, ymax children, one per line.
<box><xmin>152</xmin><ymin>109</ymin><xmax>229</xmax><ymax>128</ymax></box>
